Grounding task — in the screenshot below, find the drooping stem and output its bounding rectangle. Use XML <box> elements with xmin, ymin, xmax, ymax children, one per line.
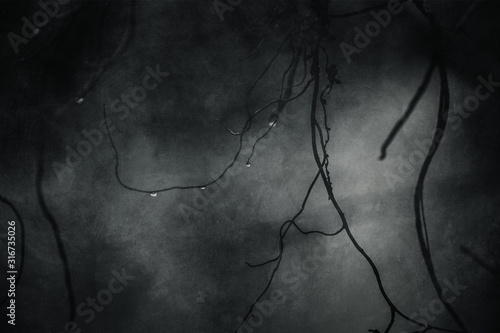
<box><xmin>412</xmin><ymin>2</ymin><xmax>470</xmax><ymax>332</ymax></box>
<box><xmin>36</xmin><ymin>128</ymin><xmax>76</xmax><ymax>322</ymax></box>
<box><xmin>308</xmin><ymin>9</ymin><xmax>460</xmax><ymax>331</ymax></box>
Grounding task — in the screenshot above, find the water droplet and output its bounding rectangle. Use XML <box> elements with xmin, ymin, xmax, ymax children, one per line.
<box><xmin>268</xmin><ymin>113</ymin><xmax>278</xmax><ymax>127</ymax></box>
<box><xmin>246</xmin><ymin>162</ymin><xmax>251</xmax><ymax>167</ymax></box>
<box><xmin>150</xmin><ymin>192</ymin><xmax>157</xmax><ymax>197</ymax></box>
<box><xmin>200</xmin><ymin>187</ymin><xmax>206</xmax><ymax>190</ymax></box>
<box><xmin>76</xmin><ymin>97</ymin><xmax>84</xmax><ymax>104</ymax></box>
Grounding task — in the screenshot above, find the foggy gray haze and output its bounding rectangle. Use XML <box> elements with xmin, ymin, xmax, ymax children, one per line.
<box><xmin>0</xmin><ymin>0</ymin><xmax>499</xmax><ymax>332</ymax></box>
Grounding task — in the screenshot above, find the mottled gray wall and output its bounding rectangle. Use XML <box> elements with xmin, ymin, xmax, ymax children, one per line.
<box><xmin>0</xmin><ymin>1</ymin><xmax>499</xmax><ymax>333</ymax></box>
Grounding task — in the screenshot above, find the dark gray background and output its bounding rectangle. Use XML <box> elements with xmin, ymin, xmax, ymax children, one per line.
<box><xmin>0</xmin><ymin>0</ymin><xmax>499</xmax><ymax>332</ymax></box>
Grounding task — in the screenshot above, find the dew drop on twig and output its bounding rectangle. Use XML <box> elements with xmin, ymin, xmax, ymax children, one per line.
<box><xmin>268</xmin><ymin>113</ymin><xmax>278</xmax><ymax>127</ymax></box>
<box><xmin>150</xmin><ymin>192</ymin><xmax>157</xmax><ymax>197</ymax></box>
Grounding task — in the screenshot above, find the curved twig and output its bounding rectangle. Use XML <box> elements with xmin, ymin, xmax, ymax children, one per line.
<box><xmin>379</xmin><ymin>56</ymin><xmax>437</xmax><ymax>160</ymax></box>
<box><xmin>412</xmin><ymin>2</ymin><xmax>470</xmax><ymax>332</ymax></box>
<box><xmin>36</xmin><ymin>133</ymin><xmax>76</xmax><ymax>322</ymax></box>
<box><xmin>104</xmin><ymin>77</ymin><xmax>314</xmax><ymax>194</ymax></box>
